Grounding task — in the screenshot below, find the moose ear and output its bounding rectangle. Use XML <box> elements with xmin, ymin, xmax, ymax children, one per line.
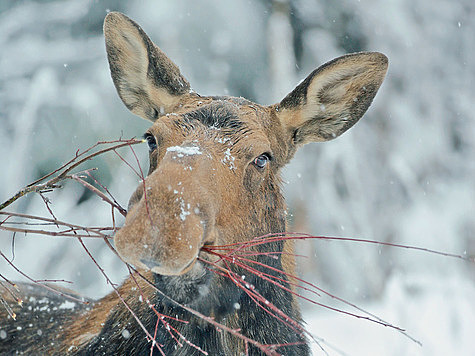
<box><xmin>104</xmin><ymin>12</ymin><xmax>191</xmax><ymax>121</ymax></box>
<box><xmin>276</xmin><ymin>52</ymin><xmax>388</xmax><ymax>144</ymax></box>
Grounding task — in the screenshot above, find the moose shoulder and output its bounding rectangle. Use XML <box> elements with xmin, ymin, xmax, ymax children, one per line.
<box><xmin>0</xmin><ymin>12</ymin><xmax>387</xmax><ymax>355</ymax></box>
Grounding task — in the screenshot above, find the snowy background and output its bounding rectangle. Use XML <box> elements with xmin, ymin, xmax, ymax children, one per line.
<box><xmin>1</xmin><ymin>0</ymin><xmax>474</xmax><ymax>355</ymax></box>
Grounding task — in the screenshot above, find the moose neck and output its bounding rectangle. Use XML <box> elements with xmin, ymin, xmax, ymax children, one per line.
<box><xmin>61</xmin><ymin>181</ymin><xmax>309</xmax><ymax>355</ymax></box>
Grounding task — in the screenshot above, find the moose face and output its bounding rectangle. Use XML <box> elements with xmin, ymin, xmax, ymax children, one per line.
<box><xmin>105</xmin><ymin>12</ymin><xmax>387</xmax><ymax>306</ymax></box>
<box><xmin>116</xmin><ymin>97</ymin><xmax>291</xmax><ymax>309</ymax></box>
<box><xmin>115</xmin><ymin>97</ymin><xmax>288</xmax><ymax>284</ymax></box>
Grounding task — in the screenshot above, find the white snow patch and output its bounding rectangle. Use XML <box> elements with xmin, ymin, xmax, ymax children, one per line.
<box><xmin>179</xmin><ymin>199</ymin><xmax>191</xmax><ymax>221</ymax></box>
<box><xmin>167</xmin><ymin>145</ymin><xmax>202</xmax><ymax>158</ymax></box>
<box><xmin>58</xmin><ymin>301</ymin><xmax>76</xmax><ymax>310</ymax></box>
<box><xmin>121</xmin><ymin>329</ymin><xmax>130</xmax><ymax>339</ymax></box>
<box><xmin>221</xmin><ymin>148</ymin><xmax>236</xmax><ymax>170</ymax></box>
<box><xmin>216</xmin><ymin>137</ymin><xmax>230</xmax><ymax>144</ymax></box>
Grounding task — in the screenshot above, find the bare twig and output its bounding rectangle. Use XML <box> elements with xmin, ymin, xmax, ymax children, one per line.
<box><xmin>75</xmin><ymin>237</ymin><xmax>166</xmax><ymax>355</ymax></box>
<box><xmin>0</xmin><ymin>138</ymin><xmax>143</xmax><ymax>211</ymax></box>
<box><xmin>0</xmin><ymin>211</ymin><xmax>114</xmax><ymax>239</ymax></box>
<box><xmin>70</xmin><ymin>173</ymin><xmax>127</xmax><ymax>217</ymax></box>
<box><xmin>85</xmin><ymin>170</ymin><xmax>127</xmax><ymax>217</ymax></box>
<box><xmin>132</xmin><ymin>268</ymin><xmax>287</xmax><ymax>356</ymax></box>
<box><xmin>2</xmin><ymin>135</ymin><xmax>471</xmax><ymax>355</ymax></box>
<box><xmin>0</xmin><ymin>250</ymin><xmax>88</xmax><ymax>305</ymax></box>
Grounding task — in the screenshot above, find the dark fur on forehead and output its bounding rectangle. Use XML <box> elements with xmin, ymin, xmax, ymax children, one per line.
<box><xmin>184</xmin><ymin>101</ymin><xmax>246</xmax><ymax>130</ymax></box>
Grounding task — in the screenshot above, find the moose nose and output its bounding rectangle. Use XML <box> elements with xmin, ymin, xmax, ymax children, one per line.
<box><xmin>114</xmin><ymin>146</ymin><xmax>219</xmax><ymax>276</ymax></box>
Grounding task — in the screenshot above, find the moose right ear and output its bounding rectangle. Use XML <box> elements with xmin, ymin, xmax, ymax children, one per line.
<box><xmin>104</xmin><ymin>12</ymin><xmax>191</xmax><ymax>121</ymax></box>
<box><xmin>275</xmin><ymin>52</ymin><xmax>388</xmax><ymax>145</ymax></box>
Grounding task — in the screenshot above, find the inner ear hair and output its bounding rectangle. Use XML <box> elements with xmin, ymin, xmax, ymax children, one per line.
<box><xmin>278</xmin><ymin>52</ymin><xmax>388</xmax><ymax>145</ymax></box>
<box><xmin>104</xmin><ymin>12</ymin><xmax>191</xmax><ymax>121</ymax></box>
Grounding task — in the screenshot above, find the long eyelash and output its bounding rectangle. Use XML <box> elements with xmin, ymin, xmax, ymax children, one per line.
<box><xmin>262</xmin><ymin>152</ymin><xmax>273</xmax><ymax>161</ymax></box>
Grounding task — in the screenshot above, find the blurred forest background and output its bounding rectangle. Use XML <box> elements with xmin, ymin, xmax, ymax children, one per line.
<box><xmin>0</xmin><ymin>0</ymin><xmax>474</xmax><ymax>355</ymax></box>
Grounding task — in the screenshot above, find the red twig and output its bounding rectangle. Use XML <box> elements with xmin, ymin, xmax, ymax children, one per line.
<box><xmin>113</xmin><ymin>142</ymin><xmax>154</xmax><ymax>225</ymax></box>
<box><xmin>126</xmin><ymin>266</ymin><xmax>209</xmax><ymax>355</ymax></box>
<box><xmin>204</xmin><ymin>234</ymin><xmax>425</xmax><ymax>345</ymax></box>
<box><xmin>70</xmin><ymin>173</ymin><xmax>126</xmax><ymax>218</ymax></box>
<box><xmin>132</xmin><ymin>267</ymin><xmax>286</xmax><ymax>356</ymax></box>
<box><xmin>0</xmin><ymin>138</ymin><xmax>142</xmax><ymax>211</ymax></box>
<box><xmin>123</xmin><ymin>143</ymin><xmax>154</xmax><ymax>225</ymax></box>
<box><xmin>0</xmin><ymin>250</ymin><xmax>87</xmax><ymax>305</ymax></box>
<box><xmin>211</xmin><ymin>232</ymin><xmax>473</xmax><ymax>263</ymax></box>
<box><xmin>202</xmin><ymin>258</ymin><xmax>305</xmax><ymax>335</ymax></box>
<box><xmin>85</xmin><ymin>170</ymin><xmax>127</xmax><ymax>217</ymax></box>
<box><xmin>75</xmin><ymin>237</ymin><xmax>165</xmax><ymax>355</ymax></box>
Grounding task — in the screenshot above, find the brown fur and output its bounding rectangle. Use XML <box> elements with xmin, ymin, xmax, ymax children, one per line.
<box><xmin>0</xmin><ymin>12</ymin><xmax>387</xmax><ymax>355</ymax></box>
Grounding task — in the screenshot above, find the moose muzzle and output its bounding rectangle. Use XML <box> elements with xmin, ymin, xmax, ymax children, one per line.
<box><xmin>114</xmin><ymin>144</ymin><xmax>218</xmax><ymax>275</ymax></box>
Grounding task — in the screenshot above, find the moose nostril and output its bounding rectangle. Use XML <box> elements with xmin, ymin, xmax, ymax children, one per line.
<box><xmin>140</xmin><ymin>258</ymin><xmax>160</xmax><ymax>270</ymax></box>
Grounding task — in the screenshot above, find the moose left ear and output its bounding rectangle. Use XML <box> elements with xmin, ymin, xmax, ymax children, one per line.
<box><xmin>275</xmin><ymin>52</ymin><xmax>388</xmax><ymax>145</ymax></box>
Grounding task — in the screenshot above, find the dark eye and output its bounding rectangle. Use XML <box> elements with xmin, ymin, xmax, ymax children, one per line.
<box><xmin>144</xmin><ymin>133</ymin><xmax>157</xmax><ymax>152</ymax></box>
<box><xmin>253</xmin><ymin>154</ymin><xmax>270</xmax><ymax>169</ymax></box>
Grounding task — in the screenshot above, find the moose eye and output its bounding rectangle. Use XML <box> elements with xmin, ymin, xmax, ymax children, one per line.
<box><xmin>253</xmin><ymin>154</ymin><xmax>270</xmax><ymax>169</ymax></box>
<box><xmin>144</xmin><ymin>133</ymin><xmax>157</xmax><ymax>152</ymax></box>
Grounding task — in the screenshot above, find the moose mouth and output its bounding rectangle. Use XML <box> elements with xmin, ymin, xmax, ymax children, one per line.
<box><xmin>149</xmin><ymin>242</ymin><xmax>242</xmax><ymax>315</ymax></box>
<box><xmin>172</xmin><ymin>232</ymin><xmax>218</xmax><ymax>275</ymax></box>
<box><xmin>151</xmin><ymin>252</ymin><xmax>213</xmax><ymax>306</ymax></box>
<box><xmin>178</xmin><ymin>244</ymin><xmax>215</xmax><ymax>277</ymax></box>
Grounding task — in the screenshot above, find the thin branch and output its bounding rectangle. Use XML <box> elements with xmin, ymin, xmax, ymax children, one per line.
<box><xmin>85</xmin><ymin>171</ymin><xmax>127</xmax><ymax>217</ymax></box>
<box><xmin>0</xmin><ymin>211</ymin><xmax>114</xmax><ymax>239</ymax></box>
<box><xmin>75</xmin><ymin>237</ymin><xmax>165</xmax><ymax>355</ymax></box>
<box><xmin>132</xmin><ymin>267</ymin><xmax>287</xmax><ymax>356</ymax></box>
<box><xmin>0</xmin><ymin>250</ymin><xmax>88</xmax><ymax>305</ymax></box>
<box><xmin>0</xmin><ymin>138</ymin><xmax>143</xmax><ymax>211</ymax></box>
<box><xmin>70</xmin><ymin>173</ymin><xmax>127</xmax><ymax>217</ymax></box>
<box><xmin>209</xmin><ymin>232</ymin><xmax>474</xmax><ymax>263</ymax></box>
